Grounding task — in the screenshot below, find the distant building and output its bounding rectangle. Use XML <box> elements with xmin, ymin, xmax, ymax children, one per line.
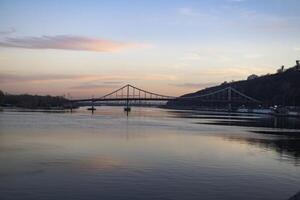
<box><xmin>296</xmin><ymin>60</ymin><xmax>300</xmax><ymax>70</ymax></box>
<box><xmin>247</xmin><ymin>74</ymin><xmax>258</xmax><ymax>80</ymax></box>
<box><xmin>290</xmin><ymin>60</ymin><xmax>300</xmax><ymax>71</ymax></box>
<box><xmin>277</xmin><ymin>65</ymin><xmax>285</xmax><ymax>73</ymax></box>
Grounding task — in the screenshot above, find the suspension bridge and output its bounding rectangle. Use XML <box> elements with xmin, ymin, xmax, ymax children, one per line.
<box><xmin>68</xmin><ymin>84</ymin><xmax>261</xmax><ymax>112</ymax></box>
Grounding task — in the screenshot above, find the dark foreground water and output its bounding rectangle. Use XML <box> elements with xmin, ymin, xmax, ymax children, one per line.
<box><xmin>0</xmin><ymin>107</ymin><xmax>300</xmax><ymax>200</ymax></box>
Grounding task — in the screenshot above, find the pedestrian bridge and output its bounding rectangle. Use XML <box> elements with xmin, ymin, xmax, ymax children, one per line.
<box><xmin>70</xmin><ymin>84</ymin><xmax>261</xmax><ymax>105</ymax></box>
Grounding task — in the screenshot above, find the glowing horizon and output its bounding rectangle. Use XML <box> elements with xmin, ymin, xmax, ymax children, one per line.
<box><xmin>0</xmin><ymin>0</ymin><xmax>299</xmax><ymax>98</ymax></box>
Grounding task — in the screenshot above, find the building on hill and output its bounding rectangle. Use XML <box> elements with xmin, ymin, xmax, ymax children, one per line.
<box><xmin>277</xmin><ymin>65</ymin><xmax>285</xmax><ymax>73</ymax></box>
<box><xmin>247</xmin><ymin>74</ymin><xmax>258</xmax><ymax>80</ymax></box>
<box><xmin>296</xmin><ymin>60</ymin><xmax>300</xmax><ymax>70</ymax></box>
<box><xmin>289</xmin><ymin>60</ymin><xmax>300</xmax><ymax>71</ymax></box>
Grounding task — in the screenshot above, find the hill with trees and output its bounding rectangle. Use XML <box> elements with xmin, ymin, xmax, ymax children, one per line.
<box><xmin>168</xmin><ymin>62</ymin><xmax>300</xmax><ymax>108</ymax></box>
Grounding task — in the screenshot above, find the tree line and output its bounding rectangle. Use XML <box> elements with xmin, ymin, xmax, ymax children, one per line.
<box><xmin>0</xmin><ymin>91</ymin><xmax>67</xmax><ymax>109</ymax></box>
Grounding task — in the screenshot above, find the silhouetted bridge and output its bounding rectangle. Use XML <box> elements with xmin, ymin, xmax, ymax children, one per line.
<box><xmin>69</xmin><ymin>84</ymin><xmax>261</xmax><ymax>111</ymax></box>
<box><xmin>71</xmin><ymin>84</ymin><xmax>175</xmax><ymax>102</ymax></box>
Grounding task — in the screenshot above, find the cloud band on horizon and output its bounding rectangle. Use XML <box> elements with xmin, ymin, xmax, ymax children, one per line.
<box><xmin>0</xmin><ymin>35</ymin><xmax>147</xmax><ymax>52</ymax></box>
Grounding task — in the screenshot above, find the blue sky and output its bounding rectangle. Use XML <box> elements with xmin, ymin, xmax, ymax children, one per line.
<box><xmin>0</xmin><ymin>0</ymin><xmax>299</xmax><ymax>97</ymax></box>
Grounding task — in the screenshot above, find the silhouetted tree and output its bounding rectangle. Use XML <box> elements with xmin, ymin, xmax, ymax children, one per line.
<box><xmin>0</xmin><ymin>90</ymin><xmax>4</xmax><ymax>105</ymax></box>
<box><xmin>1</xmin><ymin>93</ymin><xmax>68</xmax><ymax>108</ymax></box>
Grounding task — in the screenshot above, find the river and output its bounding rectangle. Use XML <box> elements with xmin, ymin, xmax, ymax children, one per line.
<box><xmin>0</xmin><ymin>107</ymin><xmax>299</xmax><ymax>200</ymax></box>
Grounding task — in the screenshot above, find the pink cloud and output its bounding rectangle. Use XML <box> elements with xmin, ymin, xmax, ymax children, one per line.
<box><xmin>0</xmin><ymin>73</ymin><xmax>129</xmax><ymax>84</ymax></box>
<box><xmin>0</xmin><ymin>35</ymin><xmax>146</xmax><ymax>52</ymax></box>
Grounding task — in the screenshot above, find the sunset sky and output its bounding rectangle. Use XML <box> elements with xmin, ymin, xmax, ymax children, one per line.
<box><xmin>0</xmin><ymin>0</ymin><xmax>299</xmax><ymax>98</ymax></box>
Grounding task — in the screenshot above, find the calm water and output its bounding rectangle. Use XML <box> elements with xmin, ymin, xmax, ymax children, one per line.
<box><xmin>0</xmin><ymin>107</ymin><xmax>300</xmax><ymax>200</ymax></box>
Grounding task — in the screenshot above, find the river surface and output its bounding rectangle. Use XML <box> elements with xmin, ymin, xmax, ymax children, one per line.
<box><xmin>0</xmin><ymin>107</ymin><xmax>300</xmax><ymax>200</ymax></box>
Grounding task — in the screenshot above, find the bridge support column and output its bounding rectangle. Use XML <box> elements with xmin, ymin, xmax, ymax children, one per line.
<box><xmin>124</xmin><ymin>84</ymin><xmax>131</xmax><ymax>115</ymax></box>
<box><xmin>92</xmin><ymin>100</ymin><xmax>94</xmax><ymax>114</ymax></box>
<box><xmin>228</xmin><ymin>87</ymin><xmax>232</xmax><ymax>112</ymax></box>
<box><xmin>228</xmin><ymin>103</ymin><xmax>232</xmax><ymax>112</ymax></box>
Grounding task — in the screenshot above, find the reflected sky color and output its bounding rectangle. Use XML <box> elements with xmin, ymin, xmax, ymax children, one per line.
<box><xmin>0</xmin><ymin>0</ymin><xmax>300</xmax><ymax>97</ymax></box>
<box><xmin>0</xmin><ymin>107</ymin><xmax>300</xmax><ymax>199</ymax></box>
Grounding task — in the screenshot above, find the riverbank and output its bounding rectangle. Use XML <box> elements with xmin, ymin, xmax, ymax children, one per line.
<box><xmin>163</xmin><ymin>105</ymin><xmax>300</xmax><ymax>118</ymax></box>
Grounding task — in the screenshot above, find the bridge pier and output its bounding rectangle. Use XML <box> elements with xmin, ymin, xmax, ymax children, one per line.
<box><xmin>124</xmin><ymin>85</ymin><xmax>131</xmax><ymax>115</ymax></box>
<box><xmin>91</xmin><ymin>99</ymin><xmax>96</xmax><ymax>114</ymax></box>
<box><xmin>86</xmin><ymin>99</ymin><xmax>96</xmax><ymax>114</ymax></box>
<box><xmin>124</xmin><ymin>101</ymin><xmax>131</xmax><ymax>115</ymax></box>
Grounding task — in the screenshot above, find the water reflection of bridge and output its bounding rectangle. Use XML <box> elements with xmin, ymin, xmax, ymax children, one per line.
<box><xmin>69</xmin><ymin>84</ymin><xmax>261</xmax><ymax>112</ymax></box>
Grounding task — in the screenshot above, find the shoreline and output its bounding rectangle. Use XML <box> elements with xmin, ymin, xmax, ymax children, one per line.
<box><xmin>163</xmin><ymin>105</ymin><xmax>300</xmax><ymax>118</ymax></box>
<box><xmin>2</xmin><ymin>105</ymin><xmax>300</xmax><ymax>118</ymax></box>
